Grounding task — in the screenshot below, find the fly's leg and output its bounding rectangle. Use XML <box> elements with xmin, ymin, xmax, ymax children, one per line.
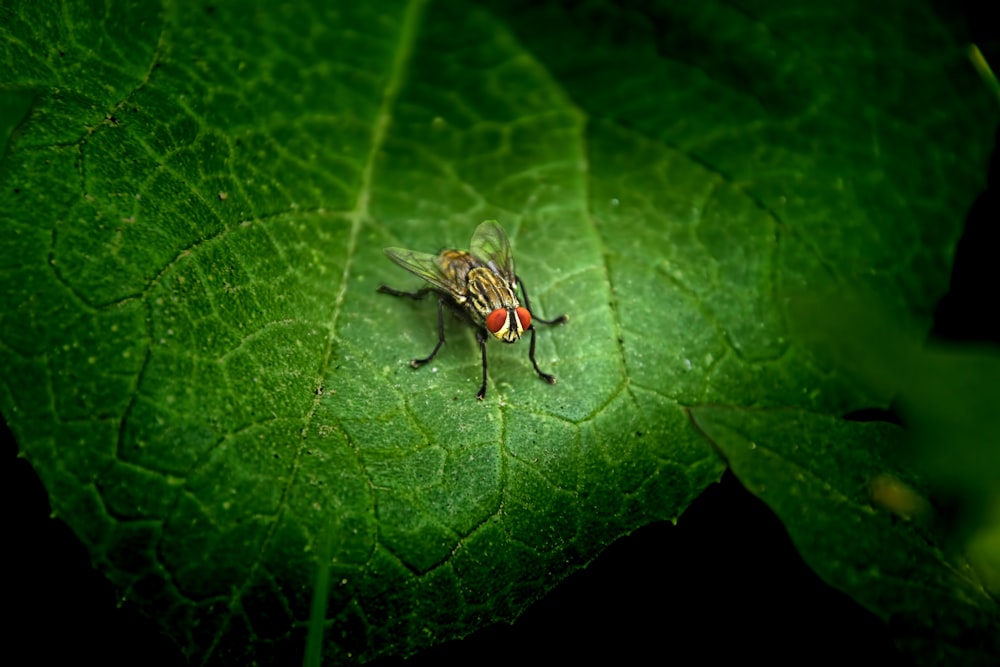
<box><xmin>411</xmin><ymin>298</ymin><xmax>447</xmax><ymax>367</ymax></box>
<box><xmin>376</xmin><ymin>285</ymin><xmax>433</xmax><ymax>300</ymax></box>
<box><xmin>533</xmin><ymin>314</ymin><xmax>568</xmax><ymax>325</ymax></box>
<box><xmin>515</xmin><ymin>274</ymin><xmax>563</xmax><ymax>384</ymax></box>
<box><xmin>377</xmin><ymin>286</ymin><xmax>445</xmax><ymax>368</ymax></box>
<box><xmin>515</xmin><ymin>275</ymin><xmax>567</xmax><ymax>325</ymax></box>
<box><xmin>528</xmin><ymin>326</ymin><xmax>557</xmax><ymax>385</ymax></box>
<box><xmin>476</xmin><ymin>328</ymin><xmax>489</xmax><ymax>400</ymax></box>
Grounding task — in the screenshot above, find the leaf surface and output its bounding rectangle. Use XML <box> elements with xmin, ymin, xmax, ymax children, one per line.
<box><xmin>1</xmin><ymin>0</ymin><xmax>995</xmax><ymax>663</ymax></box>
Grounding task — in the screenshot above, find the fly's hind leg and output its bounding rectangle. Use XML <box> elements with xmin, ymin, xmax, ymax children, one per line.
<box><xmin>376</xmin><ymin>285</ymin><xmax>433</xmax><ymax>300</ymax></box>
<box><xmin>377</xmin><ymin>286</ymin><xmax>445</xmax><ymax>368</ymax></box>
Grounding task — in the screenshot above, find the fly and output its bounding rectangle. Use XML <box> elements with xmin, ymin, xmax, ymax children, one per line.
<box><xmin>377</xmin><ymin>220</ymin><xmax>567</xmax><ymax>400</ymax></box>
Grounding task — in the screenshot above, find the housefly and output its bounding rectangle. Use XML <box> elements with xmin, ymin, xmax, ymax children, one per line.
<box><xmin>377</xmin><ymin>220</ymin><xmax>567</xmax><ymax>400</ymax></box>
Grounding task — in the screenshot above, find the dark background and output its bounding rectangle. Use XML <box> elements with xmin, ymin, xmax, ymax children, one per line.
<box><xmin>3</xmin><ymin>3</ymin><xmax>997</xmax><ymax>664</ymax></box>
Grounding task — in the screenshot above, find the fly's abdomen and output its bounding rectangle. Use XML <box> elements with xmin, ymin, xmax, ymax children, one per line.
<box><xmin>436</xmin><ymin>250</ymin><xmax>478</xmax><ymax>295</ymax></box>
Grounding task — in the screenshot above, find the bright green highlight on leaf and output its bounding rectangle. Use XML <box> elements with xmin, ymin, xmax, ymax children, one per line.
<box><xmin>1</xmin><ymin>0</ymin><xmax>997</xmax><ymax>664</ymax></box>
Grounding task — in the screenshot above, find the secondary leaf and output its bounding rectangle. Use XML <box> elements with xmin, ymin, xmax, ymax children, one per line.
<box><xmin>1</xmin><ymin>0</ymin><xmax>995</xmax><ymax>664</ymax></box>
<box><xmin>690</xmin><ymin>407</ymin><xmax>1000</xmax><ymax>663</ymax></box>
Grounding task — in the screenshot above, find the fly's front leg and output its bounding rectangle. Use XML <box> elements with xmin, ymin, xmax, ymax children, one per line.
<box><xmin>516</xmin><ymin>275</ymin><xmax>567</xmax><ymax>325</ymax></box>
<box><xmin>528</xmin><ymin>326</ymin><xmax>557</xmax><ymax>385</ymax></box>
<box><xmin>476</xmin><ymin>328</ymin><xmax>489</xmax><ymax>400</ymax></box>
<box><xmin>516</xmin><ymin>274</ymin><xmax>562</xmax><ymax>384</ymax></box>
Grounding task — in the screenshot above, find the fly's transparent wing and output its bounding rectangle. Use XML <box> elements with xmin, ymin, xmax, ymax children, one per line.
<box><xmin>468</xmin><ymin>220</ymin><xmax>516</xmax><ymax>283</ymax></box>
<box><xmin>383</xmin><ymin>246</ymin><xmax>462</xmax><ymax>298</ymax></box>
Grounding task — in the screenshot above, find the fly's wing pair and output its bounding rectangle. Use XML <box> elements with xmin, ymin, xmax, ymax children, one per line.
<box><xmin>381</xmin><ymin>243</ymin><xmax>461</xmax><ymax>299</ymax></box>
<box><xmin>382</xmin><ymin>220</ymin><xmax>517</xmax><ymax>296</ymax></box>
<box><xmin>468</xmin><ymin>220</ymin><xmax>516</xmax><ymax>286</ymax></box>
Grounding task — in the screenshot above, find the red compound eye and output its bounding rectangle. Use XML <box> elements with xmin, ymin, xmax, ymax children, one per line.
<box><xmin>486</xmin><ymin>309</ymin><xmax>508</xmax><ymax>334</ymax></box>
<box><xmin>515</xmin><ymin>307</ymin><xmax>531</xmax><ymax>331</ymax></box>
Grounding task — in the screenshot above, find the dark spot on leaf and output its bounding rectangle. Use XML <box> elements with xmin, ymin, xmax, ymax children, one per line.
<box><xmin>842</xmin><ymin>408</ymin><xmax>902</xmax><ymax>426</ymax></box>
<box><xmin>636</xmin><ymin>431</ymin><xmax>643</xmax><ymax>437</ymax></box>
<box><xmin>13</xmin><ymin>188</ymin><xmax>19</xmax><ymax>194</ymax></box>
<box><xmin>205</xmin><ymin>5</ymin><xmax>216</xmax><ymax>14</ymax></box>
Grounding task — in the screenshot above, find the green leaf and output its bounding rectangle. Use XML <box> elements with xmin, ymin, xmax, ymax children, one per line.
<box><xmin>690</xmin><ymin>407</ymin><xmax>1000</xmax><ymax>663</ymax></box>
<box><xmin>1</xmin><ymin>0</ymin><xmax>995</xmax><ymax>664</ymax></box>
<box><xmin>785</xmin><ymin>291</ymin><xmax>1000</xmax><ymax>598</ymax></box>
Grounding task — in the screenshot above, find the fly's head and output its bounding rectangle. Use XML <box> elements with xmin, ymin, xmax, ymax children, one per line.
<box><xmin>485</xmin><ymin>306</ymin><xmax>531</xmax><ymax>343</ymax></box>
<box><xmin>467</xmin><ymin>267</ymin><xmax>530</xmax><ymax>343</ymax></box>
